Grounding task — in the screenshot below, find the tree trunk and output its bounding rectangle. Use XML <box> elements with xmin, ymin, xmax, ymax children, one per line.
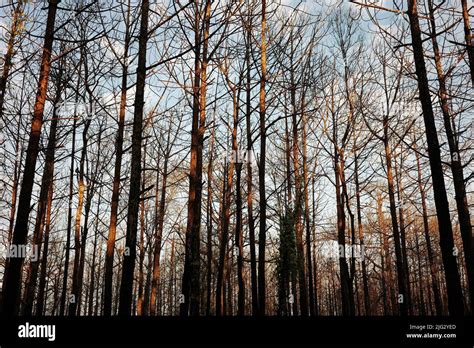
<box><xmin>394</xmin><ymin>152</ymin><xmax>412</xmax><ymax>315</ymax></box>
<box><xmin>245</xmin><ymin>13</ymin><xmax>259</xmax><ymax>315</ymax></box>
<box><xmin>383</xmin><ymin>119</ymin><xmax>407</xmax><ymax>316</ymax></box>
<box><xmin>205</xmin><ymin>112</ymin><xmax>216</xmax><ymax>316</ymax></box>
<box><xmin>35</xmin><ymin>180</ymin><xmax>54</xmax><ymax>316</ymax></box>
<box><xmin>414</xmin><ymin>138</ymin><xmax>443</xmax><ymax>315</ymax></box>
<box><xmin>150</xmin><ymin>146</ymin><xmax>169</xmax><ymax>316</ymax></box>
<box><xmin>354</xmin><ymin>151</ymin><xmax>370</xmax><ymax>315</ymax></box>
<box><xmin>257</xmin><ymin>0</ymin><xmax>268</xmax><ymax>316</ymax></box>
<box><xmin>104</xmin><ymin>0</ymin><xmax>131</xmax><ymax>316</ymax></box>
<box><xmin>302</xmin><ymin>110</ymin><xmax>315</xmax><ymax>316</ymax></box>
<box><xmin>0</xmin><ymin>0</ymin><xmax>25</xmax><ymax>119</ymax></box>
<box><xmin>407</xmin><ymin>0</ymin><xmax>464</xmax><ymax>315</ymax></box>
<box><xmin>1</xmin><ymin>0</ymin><xmax>60</xmax><ymax>316</ymax></box>
<box><xmin>137</xmin><ymin>143</ymin><xmax>148</xmax><ymax>316</ymax></box>
<box><xmin>69</xmin><ymin>105</ymin><xmax>92</xmax><ymax>316</ymax></box>
<box><xmin>427</xmin><ymin>0</ymin><xmax>474</xmax><ymax>314</ymax></box>
<box><xmin>180</xmin><ymin>0</ymin><xmax>211</xmax><ymax>317</ymax></box>
<box><xmin>118</xmin><ymin>0</ymin><xmax>149</xmax><ymax>316</ymax></box>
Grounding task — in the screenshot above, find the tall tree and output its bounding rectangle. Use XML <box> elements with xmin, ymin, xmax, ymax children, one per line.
<box><xmin>1</xmin><ymin>0</ymin><xmax>60</xmax><ymax>317</ymax></box>
<box><xmin>118</xmin><ymin>0</ymin><xmax>150</xmax><ymax>316</ymax></box>
<box><xmin>407</xmin><ymin>0</ymin><xmax>464</xmax><ymax>315</ymax></box>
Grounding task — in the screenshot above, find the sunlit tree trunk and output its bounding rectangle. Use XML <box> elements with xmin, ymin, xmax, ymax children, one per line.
<box><xmin>1</xmin><ymin>0</ymin><xmax>60</xmax><ymax>316</ymax></box>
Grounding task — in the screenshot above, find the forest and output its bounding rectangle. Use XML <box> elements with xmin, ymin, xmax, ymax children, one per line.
<box><xmin>0</xmin><ymin>0</ymin><xmax>473</xmax><ymax>317</ymax></box>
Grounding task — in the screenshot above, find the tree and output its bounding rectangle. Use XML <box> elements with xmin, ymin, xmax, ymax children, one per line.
<box><xmin>118</xmin><ymin>0</ymin><xmax>150</xmax><ymax>316</ymax></box>
<box><xmin>1</xmin><ymin>0</ymin><xmax>60</xmax><ymax>317</ymax></box>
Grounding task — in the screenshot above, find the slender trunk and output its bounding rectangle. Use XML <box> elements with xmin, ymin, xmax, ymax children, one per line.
<box><xmin>59</xmin><ymin>109</ymin><xmax>78</xmax><ymax>316</ymax></box>
<box><xmin>461</xmin><ymin>0</ymin><xmax>474</xmax><ymax>85</ymax></box>
<box><xmin>236</xmin><ymin>161</ymin><xmax>245</xmax><ymax>316</ymax></box>
<box><xmin>311</xmin><ymin>177</ymin><xmax>319</xmax><ymax>315</ymax></box>
<box><xmin>69</xmin><ymin>113</ymin><xmax>91</xmax><ymax>316</ymax></box>
<box><xmin>383</xmin><ymin>120</ymin><xmax>407</xmax><ymax>316</ymax></box>
<box><xmin>335</xmin><ymin>149</ymin><xmax>352</xmax><ymax>316</ymax></box>
<box><xmin>104</xmin><ymin>0</ymin><xmax>131</xmax><ymax>316</ymax></box>
<box><xmin>394</xmin><ymin>153</ymin><xmax>412</xmax><ymax>315</ymax></box>
<box><xmin>137</xmin><ymin>144</ymin><xmax>147</xmax><ymax>316</ymax></box>
<box><xmin>87</xmin><ymin>192</ymin><xmax>100</xmax><ymax>316</ymax></box>
<box><xmin>35</xmin><ymin>181</ymin><xmax>54</xmax><ymax>316</ymax></box>
<box><xmin>414</xmin><ymin>139</ymin><xmax>443</xmax><ymax>315</ymax></box>
<box><xmin>414</xmin><ymin>226</ymin><xmax>426</xmax><ymax>315</ymax></box>
<box><xmin>354</xmin><ymin>152</ymin><xmax>370</xmax><ymax>315</ymax></box>
<box><xmin>290</xmin><ymin>69</ymin><xmax>308</xmax><ymax>316</ymax></box>
<box><xmin>245</xmin><ymin>14</ymin><xmax>258</xmax><ymax>315</ymax></box>
<box><xmin>340</xmin><ymin>158</ymin><xmax>356</xmax><ymax>316</ymax></box>
<box><xmin>302</xmin><ymin>110</ymin><xmax>315</xmax><ymax>316</ymax></box>
<box><xmin>150</xmin><ymin>150</ymin><xmax>169</xmax><ymax>315</ymax></box>
<box><xmin>0</xmin><ymin>0</ymin><xmax>25</xmax><ymax>118</ymax></box>
<box><xmin>257</xmin><ymin>0</ymin><xmax>267</xmax><ymax>316</ymax></box>
<box><xmin>2</xmin><ymin>118</ymin><xmax>23</xmax><ymax>302</ymax></box>
<box><xmin>205</xmin><ymin>110</ymin><xmax>216</xmax><ymax>316</ymax></box>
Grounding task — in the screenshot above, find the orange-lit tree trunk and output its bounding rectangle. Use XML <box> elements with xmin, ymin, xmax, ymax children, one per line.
<box><xmin>180</xmin><ymin>0</ymin><xmax>211</xmax><ymax>317</ymax></box>
<box><xmin>1</xmin><ymin>0</ymin><xmax>60</xmax><ymax>317</ymax></box>
<box><xmin>104</xmin><ymin>0</ymin><xmax>132</xmax><ymax>317</ymax></box>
